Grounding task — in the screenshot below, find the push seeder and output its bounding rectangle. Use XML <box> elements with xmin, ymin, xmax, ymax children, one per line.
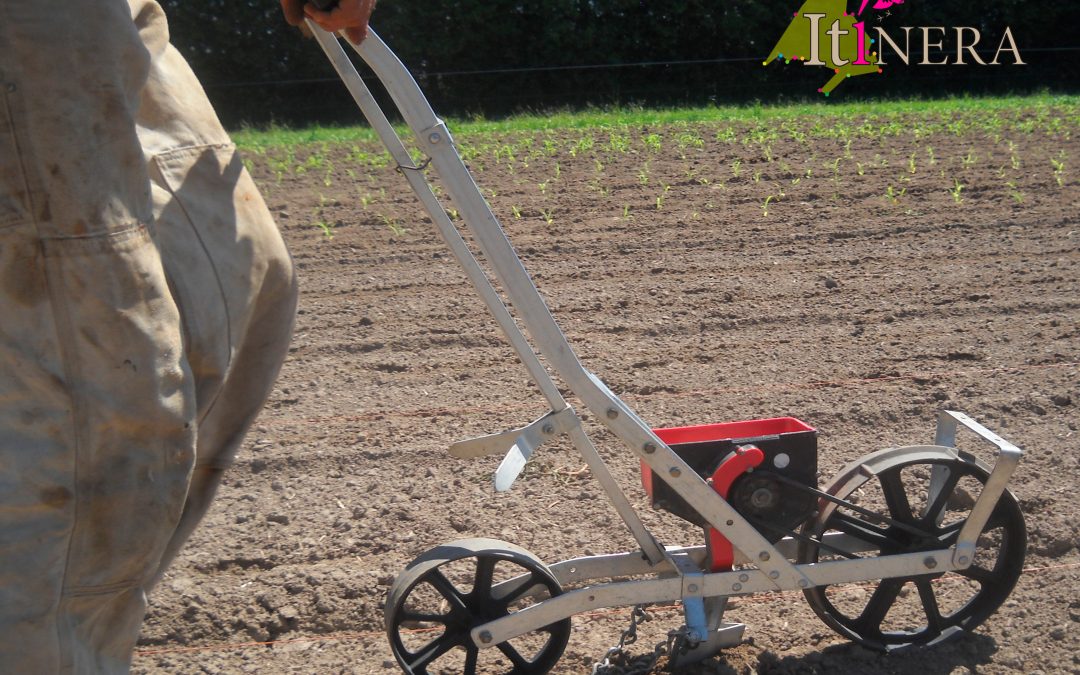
<box><xmin>305</xmin><ymin>23</ymin><xmax>1027</xmax><ymax>674</ymax></box>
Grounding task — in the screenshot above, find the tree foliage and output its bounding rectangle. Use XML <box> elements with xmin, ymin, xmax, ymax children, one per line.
<box><xmin>157</xmin><ymin>0</ymin><xmax>1078</xmax><ymax>127</ymax></box>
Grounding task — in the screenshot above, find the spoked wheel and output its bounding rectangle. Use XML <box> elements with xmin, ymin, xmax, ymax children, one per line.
<box><xmin>798</xmin><ymin>447</ymin><xmax>1026</xmax><ymax>651</ymax></box>
<box><xmin>385</xmin><ymin>538</ymin><xmax>571</xmax><ymax>674</ymax></box>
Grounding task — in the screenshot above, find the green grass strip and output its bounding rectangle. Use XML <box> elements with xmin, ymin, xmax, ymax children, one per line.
<box><xmin>232</xmin><ymin>92</ymin><xmax>1079</xmax><ymax>151</ymax></box>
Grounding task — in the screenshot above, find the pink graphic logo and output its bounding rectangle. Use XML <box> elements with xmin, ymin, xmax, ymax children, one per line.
<box><xmin>764</xmin><ymin>1</ymin><xmax>1025</xmax><ymax>96</ymax></box>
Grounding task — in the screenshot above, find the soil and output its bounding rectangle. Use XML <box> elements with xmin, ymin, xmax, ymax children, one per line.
<box><xmin>134</xmin><ymin>108</ymin><xmax>1080</xmax><ymax>674</ymax></box>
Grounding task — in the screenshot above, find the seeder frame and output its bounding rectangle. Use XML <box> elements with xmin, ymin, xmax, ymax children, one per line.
<box><xmin>306</xmin><ymin>24</ymin><xmax>1024</xmax><ymax>668</ymax></box>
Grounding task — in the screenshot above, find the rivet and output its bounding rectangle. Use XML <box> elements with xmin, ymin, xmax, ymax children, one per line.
<box><xmin>606</xmin><ymin>408</ymin><xmax>619</xmax><ymax>419</ymax></box>
<box><xmin>769</xmin><ymin>570</ymin><xmax>780</xmax><ymax>580</ymax></box>
<box><xmin>732</xmin><ymin>582</ymin><xmax>742</xmax><ymax>592</ymax></box>
<box><xmin>687</xmin><ymin>584</ymin><xmax>698</xmax><ymax>593</ymax></box>
<box><xmin>6</xmin><ymin>83</ymin><xmax>15</xmax><ymax>93</ymax></box>
<box><xmin>479</xmin><ymin>630</ymin><xmax>492</xmax><ymax>644</ymax></box>
<box><xmin>957</xmin><ymin>556</ymin><xmax>969</xmax><ymax>566</ymax></box>
<box><xmin>588</xmin><ymin>594</ymin><xmax>595</xmax><ymax>602</ymax></box>
<box><xmin>758</xmin><ymin>551</ymin><xmax>771</xmax><ymax>562</ymax></box>
<box><xmin>738</xmin><ymin>573</ymin><xmax>749</xmax><ymax>583</ymax></box>
<box><xmin>924</xmin><ymin>556</ymin><xmax>938</xmax><ymax>569</ymax></box>
<box><xmin>726</xmin><ymin>519</ymin><xmax>734</xmax><ymax>526</ymax></box>
<box><xmin>643</xmin><ymin>443</ymin><xmax>656</xmax><ymax>454</ymax></box>
<box><xmin>669</xmin><ymin>467</ymin><xmax>682</xmax><ymax>478</ymax></box>
<box><xmin>798</xmin><ymin>579</ymin><xmax>809</xmax><ymax>588</ymax></box>
<box><xmin>428</xmin><ymin>132</ymin><xmax>441</xmax><ymax>144</ymax></box>
<box><xmin>542</xmin><ymin>424</ymin><xmax>554</xmax><ymax>435</ymax></box>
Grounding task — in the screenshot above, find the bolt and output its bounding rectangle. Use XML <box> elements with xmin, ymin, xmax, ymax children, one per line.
<box><xmin>606</xmin><ymin>408</ymin><xmax>619</xmax><ymax>419</ymax></box>
<box><xmin>428</xmin><ymin>132</ymin><xmax>441</xmax><ymax>144</ymax></box>
<box><xmin>479</xmin><ymin>630</ymin><xmax>493</xmax><ymax>644</ymax></box>
<box><xmin>732</xmin><ymin>583</ymin><xmax>742</xmax><ymax>592</ymax></box>
<box><xmin>957</xmin><ymin>555</ymin><xmax>970</xmax><ymax>566</ymax></box>
<box><xmin>769</xmin><ymin>570</ymin><xmax>780</xmax><ymax>580</ymax></box>
<box><xmin>669</xmin><ymin>467</ymin><xmax>682</xmax><ymax>478</ymax></box>
<box><xmin>542</xmin><ymin>424</ymin><xmax>554</xmax><ymax>435</ymax></box>
<box><xmin>739</xmin><ymin>573</ymin><xmax>749</xmax><ymax>582</ymax></box>
<box><xmin>643</xmin><ymin>443</ymin><xmax>656</xmax><ymax>454</ymax></box>
<box><xmin>798</xmin><ymin>579</ymin><xmax>810</xmax><ymax>588</ymax></box>
<box><xmin>726</xmin><ymin>519</ymin><xmax>734</xmax><ymax>526</ymax></box>
<box><xmin>687</xmin><ymin>584</ymin><xmax>699</xmax><ymax>593</ymax></box>
<box><xmin>924</xmin><ymin>556</ymin><xmax>938</xmax><ymax>569</ymax></box>
<box><xmin>758</xmin><ymin>551</ymin><xmax>771</xmax><ymax>562</ymax></box>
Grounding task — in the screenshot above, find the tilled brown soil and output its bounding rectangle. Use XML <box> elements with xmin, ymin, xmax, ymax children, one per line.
<box><xmin>135</xmin><ymin>105</ymin><xmax>1079</xmax><ymax>674</ymax></box>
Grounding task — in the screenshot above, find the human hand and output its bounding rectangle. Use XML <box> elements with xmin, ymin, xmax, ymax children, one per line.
<box><xmin>280</xmin><ymin>0</ymin><xmax>376</xmax><ymax>44</ymax></box>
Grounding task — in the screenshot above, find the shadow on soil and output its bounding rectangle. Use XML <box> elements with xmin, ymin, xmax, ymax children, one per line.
<box><xmin>695</xmin><ymin>633</ymin><xmax>998</xmax><ymax>674</ymax></box>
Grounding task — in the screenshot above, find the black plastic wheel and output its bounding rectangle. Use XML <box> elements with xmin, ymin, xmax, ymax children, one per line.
<box><xmin>385</xmin><ymin>538</ymin><xmax>571</xmax><ymax>674</ymax></box>
<box><xmin>798</xmin><ymin>449</ymin><xmax>1026</xmax><ymax>651</ymax></box>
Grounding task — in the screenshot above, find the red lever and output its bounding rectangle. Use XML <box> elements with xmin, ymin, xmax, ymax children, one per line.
<box><xmin>706</xmin><ymin>444</ymin><xmax>764</xmax><ymax>571</ymax></box>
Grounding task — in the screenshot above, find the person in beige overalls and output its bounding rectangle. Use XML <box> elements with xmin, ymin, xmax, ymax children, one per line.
<box><xmin>0</xmin><ymin>0</ymin><xmax>372</xmax><ymax>672</ymax></box>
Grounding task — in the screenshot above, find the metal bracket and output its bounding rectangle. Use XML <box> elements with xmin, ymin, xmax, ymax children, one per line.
<box><xmin>447</xmin><ymin>408</ymin><xmax>580</xmax><ymax>492</ymax></box>
<box><xmin>934</xmin><ymin>410</ymin><xmax>1023</xmax><ymax>567</ymax></box>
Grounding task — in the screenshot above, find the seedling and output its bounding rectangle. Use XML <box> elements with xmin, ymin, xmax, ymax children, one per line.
<box><xmin>885</xmin><ymin>185</ymin><xmax>906</xmax><ymax>205</ymax></box>
<box><xmin>761</xmin><ymin>194</ymin><xmax>775</xmax><ymax>217</ymax></box>
<box><xmin>608</xmin><ymin>131</ymin><xmax>631</xmax><ymax>153</ymax></box>
<box><xmin>382</xmin><ymin>214</ymin><xmax>406</xmax><ymax>236</ymax></box>
<box><xmin>655</xmin><ymin>184</ymin><xmax>671</xmax><ymax>210</ymax></box>
<box><xmin>1006</xmin><ymin>181</ymin><xmax>1024</xmax><ymax>204</ymax></box>
<box><xmin>949</xmin><ymin>178</ymin><xmax>965</xmax><ymax>203</ymax></box>
<box><xmin>715</xmin><ymin>127</ymin><xmax>736</xmax><ymax>144</ymax></box>
<box><xmin>676</xmin><ymin>131</ymin><xmax>705</xmax><ymax>152</ymax></box>
<box><xmin>731</xmin><ymin>159</ymin><xmax>742</xmax><ymax>178</ymax></box>
<box><xmin>511</xmin><ymin>205</ymin><xmax>522</xmax><ymax>220</ymax></box>
<box><xmin>540</xmin><ymin>207</ymin><xmax>554</xmax><ymax>225</ymax></box>
<box><xmin>638</xmin><ymin>161</ymin><xmax>651</xmax><ymax>186</ymax></box>
<box><xmin>1051</xmin><ymin>152</ymin><xmax>1066</xmax><ymax>187</ymax></box>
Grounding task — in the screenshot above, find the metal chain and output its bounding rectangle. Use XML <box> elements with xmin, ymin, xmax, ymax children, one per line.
<box><xmin>592</xmin><ymin>606</ymin><xmax>689</xmax><ymax>675</ymax></box>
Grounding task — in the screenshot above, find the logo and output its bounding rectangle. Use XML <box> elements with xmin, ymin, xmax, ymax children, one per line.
<box><xmin>764</xmin><ymin>0</ymin><xmax>1025</xmax><ymax>96</ymax></box>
